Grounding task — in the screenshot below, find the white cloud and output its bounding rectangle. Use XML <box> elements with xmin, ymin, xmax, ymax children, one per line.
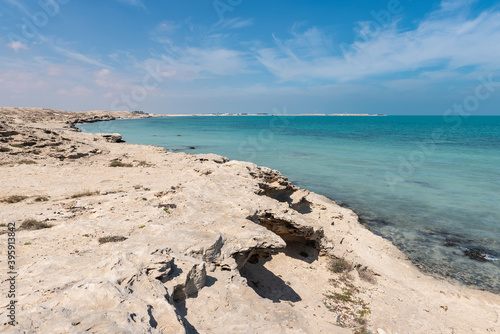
<box><xmin>257</xmin><ymin>1</ymin><xmax>500</xmax><ymax>82</ymax></box>
<box><xmin>53</xmin><ymin>45</ymin><xmax>109</xmax><ymax>68</ymax></box>
<box><xmin>4</xmin><ymin>0</ymin><xmax>32</xmax><ymax>16</ymax></box>
<box><xmin>142</xmin><ymin>47</ymin><xmax>248</xmax><ymax>81</ymax></box>
<box><xmin>213</xmin><ymin>17</ymin><xmax>254</xmax><ymax>30</ymax></box>
<box><xmin>155</xmin><ymin>21</ymin><xmax>179</xmax><ymax>33</ymax></box>
<box><xmin>6</xmin><ymin>41</ymin><xmax>28</xmax><ymax>51</ymax></box>
<box><xmin>93</xmin><ymin>68</ymin><xmax>134</xmax><ymax>92</ymax></box>
<box><xmin>0</xmin><ymin>69</ymin><xmax>50</xmax><ymax>95</ymax></box>
<box><xmin>57</xmin><ymin>85</ymin><xmax>93</xmax><ymax>97</ymax></box>
<box><xmin>439</xmin><ymin>0</ymin><xmax>476</xmax><ymax>12</ymax></box>
<box><xmin>113</xmin><ymin>0</ymin><xmax>145</xmax><ymax>8</ymax></box>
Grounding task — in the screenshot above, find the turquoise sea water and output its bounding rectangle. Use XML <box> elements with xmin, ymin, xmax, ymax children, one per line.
<box><xmin>79</xmin><ymin>116</ymin><xmax>500</xmax><ymax>293</ymax></box>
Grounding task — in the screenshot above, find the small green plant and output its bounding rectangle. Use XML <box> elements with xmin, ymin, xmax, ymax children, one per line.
<box><xmin>9</xmin><ymin>143</ymin><xmax>23</xmax><ymax>148</ymax></box>
<box><xmin>138</xmin><ymin>225</ymin><xmax>146</xmax><ymax>229</ymax></box>
<box><xmin>144</xmin><ymin>188</ymin><xmax>150</xmax><ymax>191</ymax></box>
<box><xmin>327</xmin><ymin>287</ymin><xmax>357</xmax><ymax>304</ymax></box>
<box><xmin>34</xmin><ymin>196</ymin><xmax>50</xmax><ymax>202</ymax></box>
<box><xmin>354</xmin><ymin>328</ymin><xmax>371</xmax><ymax>334</ymax></box>
<box><xmin>98</xmin><ymin>236</ymin><xmax>128</xmax><ymax>244</ymax></box>
<box><xmin>82</xmin><ymin>234</ymin><xmax>90</xmax><ymax>237</ymax></box>
<box><xmin>163</xmin><ymin>207</ymin><xmax>170</xmax><ymax>213</ymax></box>
<box><xmin>24</xmin><ymin>242</ymin><xmax>31</xmax><ymax>245</ymax></box>
<box><xmin>324</xmin><ymin>277</ymin><xmax>371</xmax><ymax>332</ymax></box>
<box><xmin>109</xmin><ymin>161</ymin><xmax>133</xmax><ymax>167</ymax></box>
<box><xmin>329</xmin><ymin>257</ymin><xmax>352</xmax><ymax>273</ymax></box>
<box><xmin>134</xmin><ymin>185</ymin><xmax>142</xmax><ymax>190</ymax></box>
<box><xmin>137</xmin><ymin>161</ymin><xmax>150</xmax><ymax>167</ymax></box>
<box><xmin>70</xmin><ymin>190</ymin><xmax>100</xmax><ymax>199</ymax></box>
<box><xmin>19</xmin><ymin>218</ymin><xmax>52</xmax><ymax>230</ymax></box>
<box><xmin>358</xmin><ymin>309</ymin><xmax>371</xmax><ymax>317</ymax></box>
<box><xmin>1</xmin><ymin>195</ymin><xmax>28</xmax><ymax>203</ymax></box>
<box><xmin>0</xmin><ymin>223</ymin><xmax>7</xmax><ymax>227</ymax></box>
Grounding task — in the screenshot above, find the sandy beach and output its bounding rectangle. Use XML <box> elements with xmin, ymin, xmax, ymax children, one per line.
<box><xmin>1</xmin><ymin>108</ymin><xmax>499</xmax><ymax>334</ymax></box>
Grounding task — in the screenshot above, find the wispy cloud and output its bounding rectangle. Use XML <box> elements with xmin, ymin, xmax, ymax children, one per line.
<box><xmin>3</xmin><ymin>0</ymin><xmax>31</xmax><ymax>16</ymax></box>
<box><xmin>6</xmin><ymin>41</ymin><xmax>28</xmax><ymax>51</ymax></box>
<box><xmin>257</xmin><ymin>1</ymin><xmax>500</xmax><ymax>82</ymax></box>
<box><xmin>439</xmin><ymin>0</ymin><xmax>476</xmax><ymax>13</ymax></box>
<box><xmin>56</xmin><ymin>47</ymin><xmax>110</xmax><ymax>68</ymax></box>
<box><xmin>142</xmin><ymin>47</ymin><xmax>249</xmax><ymax>81</ymax></box>
<box><xmin>113</xmin><ymin>0</ymin><xmax>145</xmax><ymax>9</ymax></box>
<box><xmin>57</xmin><ymin>85</ymin><xmax>93</xmax><ymax>97</ymax></box>
<box><xmin>43</xmin><ymin>38</ymin><xmax>110</xmax><ymax>68</ymax></box>
<box><xmin>213</xmin><ymin>17</ymin><xmax>254</xmax><ymax>30</ymax></box>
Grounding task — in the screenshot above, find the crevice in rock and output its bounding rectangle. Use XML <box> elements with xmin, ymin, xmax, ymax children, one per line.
<box><xmin>248</xmin><ymin>211</ymin><xmax>324</xmax><ymax>254</ymax></box>
<box><xmin>237</xmin><ymin>210</ymin><xmax>327</xmax><ymax>303</ymax></box>
<box><xmin>257</xmin><ymin>184</ymin><xmax>295</xmax><ymax>204</ymax></box>
<box><xmin>233</xmin><ymin>248</ymin><xmax>280</xmax><ymax>270</ymax></box>
<box><xmin>253</xmin><ymin>169</ymin><xmax>315</xmax><ymax>216</ymax></box>
<box><xmin>250</xmin><ymin>166</ymin><xmax>299</xmax><ymax>204</ymax></box>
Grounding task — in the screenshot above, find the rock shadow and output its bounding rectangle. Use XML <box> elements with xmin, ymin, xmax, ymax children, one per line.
<box><xmin>171</xmin><ymin>275</ymin><xmax>216</xmax><ymax>334</ymax></box>
<box><xmin>282</xmin><ymin>239</ymin><xmax>318</xmax><ymax>264</ymax></box>
<box><xmin>291</xmin><ymin>200</ymin><xmax>312</xmax><ymax>214</ymax></box>
<box><xmin>257</xmin><ymin>184</ymin><xmax>294</xmax><ymax>204</ymax></box>
<box><xmin>239</xmin><ymin>258</ymin><xmax>302</xmax><ymax>303</ymax></box>
<box><xmin>174</xmin><ymin>299</ymin><xmax>199</xmax><ymax>334</ymax></box>
<box><xmin>205</xmin><ymin>275</ymin><xmax>218</xmax><ymax>287</ymax></box>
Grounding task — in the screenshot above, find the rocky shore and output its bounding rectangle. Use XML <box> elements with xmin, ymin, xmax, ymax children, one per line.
<box><xmin>0</xmin><ymin>108</ymin><xmax>499</xmax><ymax>333</ymax></box>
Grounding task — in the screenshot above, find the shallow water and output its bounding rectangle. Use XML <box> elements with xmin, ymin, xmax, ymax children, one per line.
<box><xmin>79</xmin><ymin>115</ymin><xmax>500</xmax><ymax>293</ymax></box>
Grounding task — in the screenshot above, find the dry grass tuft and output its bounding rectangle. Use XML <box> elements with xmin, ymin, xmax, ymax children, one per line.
<box><xmin>34</xmin><ymin>196</ymin><xmax>50</xmax><ymax>202</ymax></box>
<box><xmin>1</xmin><ymin>195</ymin><xmax>28</xmax><ymax>203</ymax></box>
<box><xmin>19</xmin><ymin>218</ymin><xmax>52</xmax><ymax>230</ymax></box>
<box><xmin>16</xmin><ymin>160</ymin><xmax>37</xmax><ymax>165</ymax></box>
<box><xmin>98</xmin><ymin>236</ymin><xmax>128</xmax><ymax>244</ymax></box>
<box><xmin>109</xmin><ymin>161</ymin><xmax>133</xmax><ymax>167</ymax></box>
<box><xmin>70</xmin><ymin>190</ymin><xmax>100</xmax><ymax>199</ymax></box>
<box><xmin>329</xmin><ymin>257</ymin><xmax>353</xmax><ymax>274</ymax></box>
<box><xmin>356</xmin><ymin>265</ymin><xmax>377</xmax><ymax>284</ymax></box>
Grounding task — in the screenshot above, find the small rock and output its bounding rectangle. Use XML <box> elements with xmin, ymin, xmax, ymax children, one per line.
<box><xmin>61</xmin><ymin>201</ymin><xmax>77</xmax><ymax>210</ymax></box>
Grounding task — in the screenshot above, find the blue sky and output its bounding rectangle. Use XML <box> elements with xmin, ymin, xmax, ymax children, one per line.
<box><xmin>1</xmin><ymin>0</ymin><xmax>500</xmax><ymax>114</ymax></box>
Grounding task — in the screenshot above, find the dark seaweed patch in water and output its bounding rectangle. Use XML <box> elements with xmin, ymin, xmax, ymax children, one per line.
<box><xmin>463</xmin><ymin>248</ymin><xmax>489</xmax><ymax>262</ymax></box>
<box><xmin>358</xmin><ymin>216</ymin><xmax>391</xmax><ymax>227</ymax></box>
<box><xmin>352</xmin><ymin>214</ymin><xmax>500</xmax><ymax>294</ymax></box>
<box><xmin>386</xmin><ymin>231</ymin><xmax>499</xmax><ymax>293</ymax></box>
<box><xmin>439</xmin><ymin>232</ymin><xmax>498</xmax><ymax>261</ymax></box>
<box><xmin>164</xmin><ymin>145</ymin><xmax>213</xmax><ymax>152</ymax></box>
<box><xmin>444</xmin><ymin>237</ymin><xmax>466</xmax><ymax>247</ymax></box>
<box><xmin>423</xmin><ymin>229</ymin><xmax>498</xmax><ymax>261</ymax></box>
<box><xmin>404</xmin><ymin>180</ymin><xmax>438</xmax><ymax>189</ymax></box>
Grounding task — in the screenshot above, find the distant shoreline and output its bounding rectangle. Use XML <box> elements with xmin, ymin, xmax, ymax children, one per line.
<box><xmin>158</xmin><ymin>113</ymin><xmax>388</xmax><ymax>117</ymax></box>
